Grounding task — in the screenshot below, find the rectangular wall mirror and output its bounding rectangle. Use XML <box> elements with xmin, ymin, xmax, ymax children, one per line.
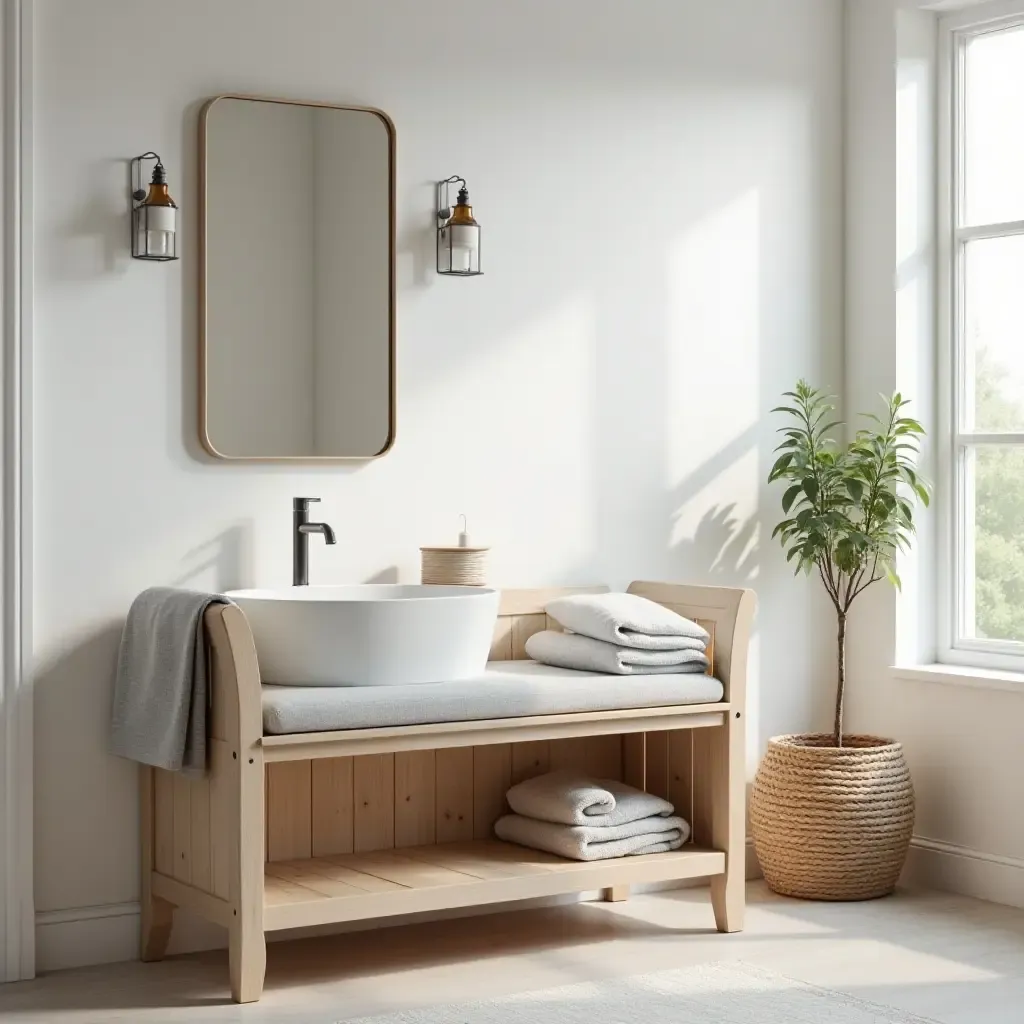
<box><xmin>200</xmin><ymin>95</ymin><xmax>395</xmax><ymax>460</ymax></box>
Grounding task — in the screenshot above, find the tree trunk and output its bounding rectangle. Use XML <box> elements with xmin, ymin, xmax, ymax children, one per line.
<box><xmin>834</xmin><ymin>611</ymin><xmax>847</xmax><ymax>747</ymax></box>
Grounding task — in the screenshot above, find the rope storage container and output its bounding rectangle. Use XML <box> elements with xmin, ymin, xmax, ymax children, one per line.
<box><xmin>420</xmin><ymin>546</ymin><xmax>489</xmax><ymax>587</ymax></box>
<box><xmin>750</xmin><ymin>734</ymin><xmax>915</xmax><ymax>901</ymax></box>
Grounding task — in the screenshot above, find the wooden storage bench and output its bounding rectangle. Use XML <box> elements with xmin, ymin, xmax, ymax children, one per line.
<box><xmin>139</xmin><ymin>581</ymin><xmax>755</xmax><ymax>1003</ymax></box>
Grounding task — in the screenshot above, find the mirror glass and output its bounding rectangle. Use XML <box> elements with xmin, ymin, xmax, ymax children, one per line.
<box><xmin>201</xmin><ymin>96</ymin><xmax>394</xmax><ymax>460</ymax></box>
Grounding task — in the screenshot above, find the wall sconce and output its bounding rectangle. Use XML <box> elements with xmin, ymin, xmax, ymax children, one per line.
<box><xmin>436</xmin><ymin>176</ymin><xmax>482</xmax><ymax>276</ymax></box>
<box><xmin>131</xmin><ymin>152</ymin><xmax>179</xmax><ymax>261</ymax></box>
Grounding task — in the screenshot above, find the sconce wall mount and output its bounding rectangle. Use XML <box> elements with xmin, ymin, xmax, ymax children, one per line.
<box><xmin>131</xmin><ymin>152</ymin><xmax>179</xmax><ymax>261</ymax></box>
<box><xmin>437</xmin><ymin>175</ymin><xmax>482</xmax><ymax>276</ymax></box>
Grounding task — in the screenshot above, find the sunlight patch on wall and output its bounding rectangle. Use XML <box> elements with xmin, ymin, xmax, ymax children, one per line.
<box><xmin>409</xmin><ymin>294</ymin><xmax>598</xmax><ymax>584</ymax></box>
<box><xmin>664</xmin><ymin>190</ymin><xmax>761</xmax><ymax>562</ymax></box>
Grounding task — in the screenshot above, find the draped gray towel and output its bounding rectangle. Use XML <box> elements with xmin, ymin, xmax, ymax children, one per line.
<box><xmin>109</xmin><ymin>587</ymin><xmax>230</xmax><ymax>777</ymax></box>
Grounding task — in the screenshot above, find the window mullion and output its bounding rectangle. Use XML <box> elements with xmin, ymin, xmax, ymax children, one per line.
<box><xmin>956</xmin><ymin>219</ymin><xmax>1024</xmax><ymax>242</ymax></box>
<box><xmin>956</xmin><ymin>432</ymin><xmax>1024</xmax><ymax>445</ymax></box>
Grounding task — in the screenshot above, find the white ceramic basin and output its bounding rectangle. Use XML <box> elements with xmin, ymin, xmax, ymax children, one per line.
<box><xmin>225</xmin><ymin>584</ymin><xmax>500</xmax><ymax>687</ymax></box>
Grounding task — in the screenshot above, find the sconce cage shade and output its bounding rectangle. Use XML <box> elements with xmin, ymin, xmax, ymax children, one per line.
<box><xmin>131</xmin><ymin>153</ymin><xmax>179</xmax><ymax>262</ymax></box>
<box><xmin>436</xmin><ymin>177</ymin><xmax>482</xmax><ymax>276</ymax></box>
<box><xmin>132</xmin><ymin>203</ymin><xmax>179</xmax><ymax>261</ymax></box>
<box><xmin>437</xmin><ymin>221</ymin><xmax>481</xmax><ymax>275</ymax></box>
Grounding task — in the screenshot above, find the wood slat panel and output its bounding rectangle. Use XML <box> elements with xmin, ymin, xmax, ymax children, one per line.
<box><xmin>266</xmin><ymin>860</ymin><xmax>367</xmax><ymax>900</ymax></box>
<box><xmin>189</xmin><ymin>774</ymin><xmax>213</xmax><ymax>894</ymax></box>
<box><xmin>644</xmin><ymin>731</ymin><xmax>670</xmax><ymax>800</ymax></box>
<box><xmin>401</xmin><ymin>840</ymin><xmax>562</xmax><ymax>879</ymax></box>
<box><xmin>333</xmin><ymin>850</ymin><xmax>479</xmax><ymax>889</ymax></box>
<box><xmin>263</xmin><ymin>874</ymin><xmax>323</xmax><ymax>907</ymax></box>
<box><xmin>510</xmin><ymin>741</ymin><xmax>550</xmax><ymax>785</ymax></box>
<box><xmin>668</xmin><ymin>729</ymin><xmax>694</xmax><ymax>828</ymax></box>
<box><xmin>510</xmin><ymin>614</ymin><xmax>547</xmax><ymax>660</ymax></box>
<box><xmin>267</xmin><ymin>760</ymin><xmax>312</xmax><ymax>862</ymax></box>
<box><xmin>622</xmin><ymin>733</ymin><xmax>646</xmax><ymax>790</ymax></box>
<box><xmin>172</xmin><ymin>773</ymin><xmax>192</xmax><ymax>883</ymax></box>
<box><xmin>154</xmin><ymin>768</ymin><xmax>175</xmax><ymax>877</ymax></box>
<box><xmin>498</xmin><ymin>587</ymin><xmax>609</xmax><ymax>617</ymax></box>
<box><xmin>209</xmin><ymin>740</ymin><xmax>230</xmax><ymax>899</ymax></box>
<box><xmin>394</xmin><ymin>750</ymin><xmax>436</xmax><ymax>848</ymax></box>
<box><xmin>489</xmin><ymin>617</ymin><xmax>513</xmax><ymax>661</ymax></box>
<box><xmin>691</xmin><ymin>729</ymin><xmax>715</xmax><ymax>846</ymax></box>
<box><xmin>472</xmin><ymin>744</ymin><xmax>512</xmax><ymax>839</ymax></box>
<box><xmin>315</xmin><ymin>857</ymin><xmax>407</xmax><ymax>892</ymax></box>
<box><xmin>586</xmin><ymin>735</ymin><xmax>623</xmax><ymax>780</ymax></box>
<box><xmin>353</xmin><ymin>753</ymin><xmax>395</xmax><ymax>853</ymax></box>
<box><xmin>311</xmin><ymin>757</ymin><xmax>354</xmax><ymax>857</ymax></box>
<box><xmin>435</xmin><ymin>747</ymin><xmax>474</xmax><ymax>843</ymax></box>
<box><xmin>549</xmin><ymin>736</ymin><xmax>591</xmax><ymax>773</ymax></box>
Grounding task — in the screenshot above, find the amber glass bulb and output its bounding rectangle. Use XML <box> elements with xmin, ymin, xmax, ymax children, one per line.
<box><xmin>142</xmin><ymin>163</ymin><xmax>177</xmax><ymax>208</ymax></box>
<box><xmin>447</xmin><ymin>186</ymin><xmax>477</xmax><ymax>227</ymax></box>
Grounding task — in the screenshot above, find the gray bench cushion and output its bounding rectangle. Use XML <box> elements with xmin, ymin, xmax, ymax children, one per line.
<box><xmin>261</xmin><ymin>660</ymin><xmax>724</xmax><ymax>735</ymax></box>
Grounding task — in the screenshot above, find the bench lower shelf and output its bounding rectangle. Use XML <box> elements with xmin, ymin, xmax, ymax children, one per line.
<box><xmin>262</xmin><ymin>839</ymin><xmax>725</xmax><ymax>931</ymax></box>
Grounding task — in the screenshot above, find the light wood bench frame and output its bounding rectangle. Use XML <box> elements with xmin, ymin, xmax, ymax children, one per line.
<box><xmin>139</xmin><ymin>581</ymin><xmax>755</xmax><ymax>1003</ymax></box>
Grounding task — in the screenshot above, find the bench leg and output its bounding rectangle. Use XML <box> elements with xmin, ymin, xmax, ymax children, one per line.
<box><xmin>140</xmin><ymin>892</ymin><xmax>175</xmax><ymax>962</ymax></box>
<box><xmin>140</xmin><ymin>765</ymin><xmax>175</xmax><ymax>961</ymax></box>
<box><xmin>710</xmin><ymin>871</ymin><xmax>744</xmax><ymax>933</ymax></box>
<box><xmin>603</xmin><ymin>885</ymin><xmax>630</xmax><ymax>902</ymax></box>
<box><xmin>229</xmin><ymin>918</ymin><xmax>266</xmax><ymax>1004</ymax></box>
<box><xmin>709</xmin><ymin>717</ymin><xmax>745</xmax><ymax>933</ymax></box>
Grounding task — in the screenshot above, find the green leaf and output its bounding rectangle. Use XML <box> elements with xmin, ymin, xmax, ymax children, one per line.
<box><xmin>782</xmin><ymin>484</ymin><xmax>803</xmax><ymax>514</ymax></box>
<box><xmin>884</xmin><ymin>564</ymin><xmax>903</xmax><ymax>592</ymax></box>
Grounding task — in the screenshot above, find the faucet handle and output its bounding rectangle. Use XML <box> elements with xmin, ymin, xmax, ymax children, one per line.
<box><xmin>293</xmin><ymin>496</ymin><xmax>321</xmax><ymax>512</ymax></box>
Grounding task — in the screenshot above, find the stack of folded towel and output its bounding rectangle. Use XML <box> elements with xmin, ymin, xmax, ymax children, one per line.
<box><xmin>525</xmin><ymin>592</ymin><xmax>711</xmax><ymax>675</ymax></box>
<box><xmin>494</xmin><ymin>770</ymin><xmax>691</xmax><ymax>861</ymax></box>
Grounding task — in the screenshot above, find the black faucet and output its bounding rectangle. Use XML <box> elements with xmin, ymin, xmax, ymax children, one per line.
<box><xmin>293</xmin><ymin>497</ymin><xmax>337</xmax><ymax>586</ymax></box>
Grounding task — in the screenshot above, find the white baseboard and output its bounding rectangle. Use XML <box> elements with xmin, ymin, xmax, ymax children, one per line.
<box><xmin>904</xmin><ymin>835</ymin><xmax>1024</xmax><ymax>909</ymax></box>
<box><xmin>35</xmin><ymin>903</ymin><xmax>224</xmax><ymax>973</ymax></box>
<box><xmin>36</xmin><ymin>840</ymin><xmax>761</xmax><ymax>973</ymax></box>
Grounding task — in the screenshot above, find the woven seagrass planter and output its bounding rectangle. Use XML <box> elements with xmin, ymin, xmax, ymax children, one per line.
<box><xmin>750</xmin><ymin>734</ymin><xmax>915</xmax><ymax>901</ymax></box>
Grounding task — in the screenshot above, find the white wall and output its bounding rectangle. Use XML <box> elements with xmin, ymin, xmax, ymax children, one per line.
<box><xmin>846</xmin><ymin>0</ymin><xmax>1024</xmax><ymax>908</ymax></box>
<box><xmin>32</xmin><ymin>0</ymin><xmax>843</xmax><ymax>968</ymax></box>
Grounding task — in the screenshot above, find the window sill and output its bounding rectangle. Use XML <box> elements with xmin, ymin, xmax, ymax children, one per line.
<box><xmin>891</xmin><ymin>663</ymin><xmax>1024</xmax><ymax>694</ymax></box>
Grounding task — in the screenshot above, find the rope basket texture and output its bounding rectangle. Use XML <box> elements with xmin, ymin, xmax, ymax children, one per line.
<box><xmin>420</xmin><ymin>547</ymin><xmax>489</xmax><ymax>587</ymax></box>
<box><xmin>750</xmin><ymin>734</ymin><xmax>915</xmax><ymax>901</ymax></box>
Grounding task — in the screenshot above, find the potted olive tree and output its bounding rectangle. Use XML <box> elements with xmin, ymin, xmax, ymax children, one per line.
<box><xmin>751</xmin><ymin>381</ymin><xmax>931</xmax><ymax>901</ymax></box>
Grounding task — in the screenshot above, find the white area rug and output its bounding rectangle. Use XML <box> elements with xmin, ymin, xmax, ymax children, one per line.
<box><xmin>340</xmin><ymin>962</ymin><xmax>938</xmax><ymax>1023</ymax></box>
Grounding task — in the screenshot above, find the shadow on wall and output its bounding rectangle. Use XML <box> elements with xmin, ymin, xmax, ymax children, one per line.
<box><xmin>672</xmin><ymin>503</ymin><xmax>758</xmax><ymax>585</ymax></box>
<box><xmin>171</xmin><ymin>522</ymin><xmax>254</xmax><ymax>591</ymax></box>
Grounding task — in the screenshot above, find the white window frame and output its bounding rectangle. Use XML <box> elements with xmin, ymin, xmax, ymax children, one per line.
<box><xmin>938</xmin><ymin>0</ymin><xmax>1024</xmax><ymax>671</ymax></box>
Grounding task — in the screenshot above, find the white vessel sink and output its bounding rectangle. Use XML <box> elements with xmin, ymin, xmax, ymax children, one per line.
<box><xmin>224</xmin><ymin>584</ymin><xmax>500</xmax><ymax>687</ymax></box>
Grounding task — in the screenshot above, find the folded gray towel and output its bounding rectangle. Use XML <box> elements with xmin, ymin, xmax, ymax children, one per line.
<box><xmin>507</xmin><ymin>770</ymin><xmax>675</xmax><ymax>827</ymax></box>
<box><xmin>495</xmin><ymin>813</ymin><xmax>691</xmax><ymax>861</ymax></box>
<box><xmin>525</xmin><ymin>630</ymin><xmax>709</xmax><ymax>675</ymax></box>
<box><xmin>545</xmin><ymin>592</ymin><xmax>709</xmax><ymax>651</ymax></box>
<box><xmin>109</xmin><ymin>587</ymin><xmax>230</xmax><ymax>777</ymax></box>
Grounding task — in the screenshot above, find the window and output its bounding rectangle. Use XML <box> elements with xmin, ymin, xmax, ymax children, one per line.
<box><xmin>942</xmin><ymin>4</ymin><xmax>1024</xmax><ymax>667</ymax></box>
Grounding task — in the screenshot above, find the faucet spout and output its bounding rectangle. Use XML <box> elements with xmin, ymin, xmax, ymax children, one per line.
<box><xmin>299</xmin><ymin>522</ymin><xmax>336</xmax><ymax>545</ymax></box>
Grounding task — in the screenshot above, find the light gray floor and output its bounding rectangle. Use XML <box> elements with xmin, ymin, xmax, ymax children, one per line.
<box><xmin>2</xmin><ymin>883</ymin><xmax>1023</xmax><ymax>1023</ymax></box>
